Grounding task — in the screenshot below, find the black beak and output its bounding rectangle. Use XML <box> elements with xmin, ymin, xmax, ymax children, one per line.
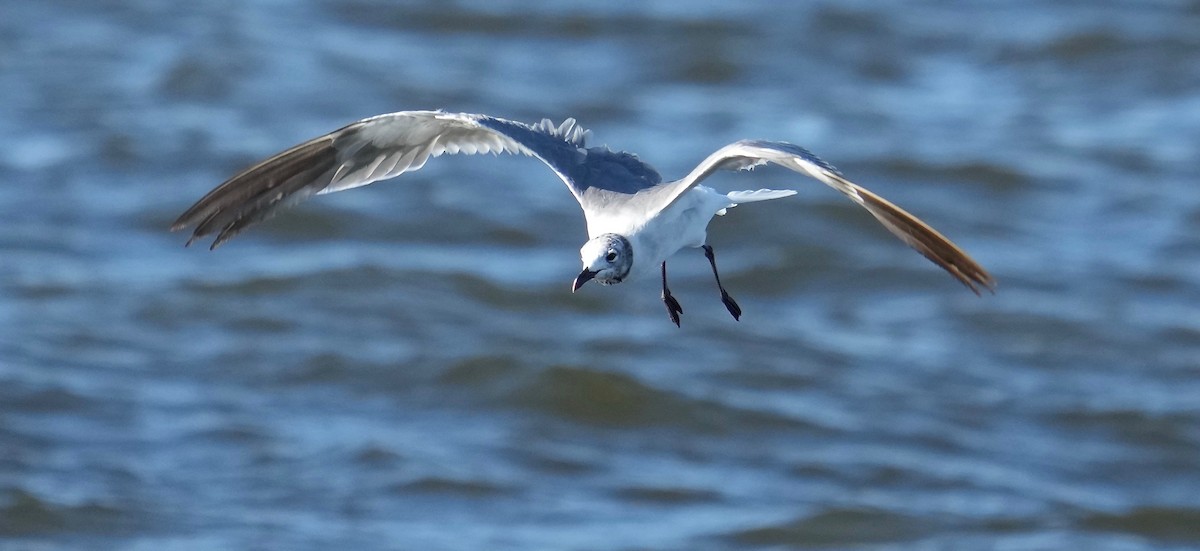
<box><xmin>572</xmin><ymin>269</ymin><xmax>597</xmax><ymax>292</ymax></box>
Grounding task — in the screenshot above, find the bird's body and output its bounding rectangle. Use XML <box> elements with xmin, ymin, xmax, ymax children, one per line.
<box><xmin>604</xmin><ymin>185</ymin><xmax>776</xmax><ymax>282</ymax></box>
<box><xmin>173</xmin><ymin>110</ymin><xmax>993</xmax><ymax>325</ymax></box>
<box><xmin>624</xmin><ymin>186</ymin><xmax>721</xmax><ymax>280</ymax></box>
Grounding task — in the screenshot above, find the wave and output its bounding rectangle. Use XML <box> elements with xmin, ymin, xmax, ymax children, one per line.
<box><xmin>497</xmin><ymin>364</ymin><xmax>817</xmax><ymax>433</ymax></box>
<box><xmin>1080</xmin><ymin>506</ymin><xmax>1200</xmax><ymax>541</ymax></box>
<box><xmin>725</xmin><ymin>507</ymin><xmax>935</xmax><ymax>546</ymax></box>
<box><xmin>0</xmin><ymin>488</ymin><xmax>131</xmax><ymax>537</ymax></box>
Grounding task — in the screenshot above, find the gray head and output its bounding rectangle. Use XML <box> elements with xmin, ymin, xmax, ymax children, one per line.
<box><xmin>572</xmin><ymin>233</ymin><xmax>633</xmax><ymax>291</ymax></box>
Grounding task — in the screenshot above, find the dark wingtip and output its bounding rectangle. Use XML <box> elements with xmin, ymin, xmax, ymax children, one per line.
<box><xmin>956</xmin><ymin>266</ymin><xmax>996</xmax><ymax>297</ymax></box>
<box><xmin>849</xmin><ymin>183</ymin><xmax>996</xmax><ymax>299</ymax></box>
<box><xmin>170</xmin><ymin>132</ymin><xmax>340</xmax><ymax>252</ymax></box>
<box><xmin>977</xmin><ymin>275</ymin><xmax>998</xmax><ymax>296</ymax></box>
<box><xmin>209</xmin><ymin>229</ymin><xmax>233</xmax><ymax>251</ymax></box>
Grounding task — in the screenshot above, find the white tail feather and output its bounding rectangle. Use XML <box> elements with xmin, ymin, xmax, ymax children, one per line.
<box><xmin>717</xmin><ymin>188</ymin><xmax>795</xmax><ymax>215</ymax></box>
<box><xmin>726</xmin><ymin>188</ymin><xmax>797</xmax><ymax>203</ymax></box>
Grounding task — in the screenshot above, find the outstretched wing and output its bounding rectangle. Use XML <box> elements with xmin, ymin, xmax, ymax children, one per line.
<box><xmin>662</xmin><ymin>140</ymin><xmax>995</xmax><ymax>294</ymax></box>
<box><xmin>171</xmin><ymin>111</ymin><xmax>658</xmax><ymax>249</ymax></box>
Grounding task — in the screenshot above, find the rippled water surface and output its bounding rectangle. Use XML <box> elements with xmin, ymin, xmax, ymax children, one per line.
<box><xmin>3</xmin><ymin>1</ymin><xmax>1200</xmax><ymax>549</ymax></box>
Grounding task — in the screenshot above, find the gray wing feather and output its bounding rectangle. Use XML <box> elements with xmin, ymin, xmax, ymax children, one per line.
<box><xmin>172</xmin><ymin>111</ymin><xmax>658</xmax><ymax>249</ymax></box>
<box><xmin>662</xmin><ymin>140</ymin><xmax>995</xmax><ymax>294</ymax></box>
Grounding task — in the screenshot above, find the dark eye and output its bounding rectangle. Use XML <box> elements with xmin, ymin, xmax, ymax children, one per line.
<box><xmin>605</xmin><ymin>251</ymin><xmax>618</xmax><ymax>262</ymax></box>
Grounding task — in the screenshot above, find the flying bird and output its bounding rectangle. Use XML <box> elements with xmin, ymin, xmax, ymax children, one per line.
<box><xmin>172</xmin><ymin>111</ymin><xmax>994</xmax><ymax>325</ymax></box>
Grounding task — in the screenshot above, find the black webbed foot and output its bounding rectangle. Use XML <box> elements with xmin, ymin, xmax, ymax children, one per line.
<box><xmin>663</xmin><ymin>289</ymin><xmax>683</xmax><ymax>327</ymax></box>
<box><xmin>703</xmin><ymin>245</ymin><xmax>742</xmax><ymax>321</ymax></box>
<box><xmin>660</xmin><ymin>261</ymin><xmax>683</xmax><ymax>327</ymax></box>
<box><xmin>720</xmin><ymin>290</ymin><xmax>741</xmax><ymax>321</ymax></box>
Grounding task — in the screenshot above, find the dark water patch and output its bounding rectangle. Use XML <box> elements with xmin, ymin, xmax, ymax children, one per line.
<box><xmin>222</xmin><ymin>315</ymin><xmax>299</xmax><ymax>334</ymax></box>
<box><xmin>8</xmin><ymin>282</ymin><xmax>79</xmax><ymax>300</ymax></box>
<box><xmin>790</xmin><ymin>460</ymin><xmax>929</xmax><ymax>490</ymax></box>
<box><xmin>991</xmin><ymin>27</ymin><xmax>1200</xmax><ymax>95</ymax></box>
<box><xmin>712</xmin><ymin>241</ymin><xmax>845</xmax><ymax>295</ymax></box>
<box><xmin>1080</xmin><ymin>506</ymin><xmax>1200</xmax><ymax>542</ymax></box>
<box><xmin>1115</xmin><ymin>272</ymin><xmax>1196</xmax><ymax>295</ymax></box>
<box><xmin>0</xmin><ymin>489</ymin><xmax>65</xmax><ymax>536</ymax></box>
<box><xmin>437</xmin><ymin>355</ymin><xmax>527</xmax><ymax>390</ymax></box>
<box><xmin>663</xmin><ymin>50</ymin><xmax>741</xmax><ymax>85</ymax></box>
<box><xmin>274</xmin><ymin>350</ymin><xmax>388</xmax><ymax>386</ymax></box>
<box><xmin>788</xmin><ymin>462</ymin><xmax>853</xmax><ymax>482</ymax></box>
<box><xmin>868</xmin><ymin>157</ymin><xmax>1034</xmax><ymax>192</ymax></box>
<box><xmin>0</xmin><ymin>488</ymin><xmax>131</xmax><ymax>537</ymax></box>
<box><xmin>181</xmin><ymin>273</ymin><xmax>313</xmax><ymax>297</ymax></box>
<box><xmin>512</xmin><ymin>453</ymin><xmax>599</xmax><ymax>476</ymax></box>
<box><xmin>193</xmin><ymin>422</ymin><xmax>275</xmax><ymax>447</ymax></box>
<box><xmin>331</xmin><ymin>2</ymin><xmax>748</xmax><ymax>41</ymax></box>
<box><xmin>158</xmin><ymin>55</ymin><xmax>238</xmax><ymax>102</ymax></box>
<box><xmin>995</xmin><ymin>28</ymin><xmax>1198</xmax><ymax>64</ymax></box>
<box><xmin>726</xmin><ymin>507</ymin><xmax>939</xmax><ymax>547</ymax></box>
<box><xmin>979</xmin><ymin>515</ymin><xmax>1043</xmax><ymax>534</ymax></box>
<box><xmin>1099</xmin><ymin>147</ymin><xmax>1172</xmax><ymax>175</ymax></box>
<box><xmin>0</xmin><ymin>423</ymin><xmax>55</xmax><ymax>471</ymax></box>
<box><xmin>390</xmin><ymin>476</ymin><xmax>515</xmax><ymax>498</ymax></box>
<box><xmin>508</xmin><ymin>365</ymin><xmax>684</xmax><ymax>428</ymax></box>
<box><xmin>1037</xmin><ymin>30</ymin><xmax>1130</xmax><ymax>62</ymax></box>
<box><xmin>99</xmin><ymin>131</ymin><xmax>142</xmax><ymax>168</ymax></box>
<box><xmin>705</xmin><ymin>363</ymin><xmax>826</xmax><ymax>392</ymax></box>
<box><xmin>613</xmin><ymin>485</ymin><xmax>721</xmax><ymax>505</ymax></box>
<box><xmin>2</xmin><ymin>384</ymin><xmax>91</xmax><ymax>413</ymax></box>
<box><xmin>1181</xmin><ymin>204</ymin><xmax>1200</xmax><ymax>233</ymax></box>
<box><xmin>282</xmin><ymin>353</ymin><xmax>363</xmax><ymax>385</ymax></box>
<box><xmin>337</xmin><ymin>4</ymin><xmax>583</xmax><ymax>37</ymax></box>
<box><xmin>1050</xmin><ymin>409</ymin><xmax>1200</xmax><ymax>454</ymax></box>
<box><xmin>352</xmin><ymin>443</ymin><xmax>406</xmax><ymax>467</ymax></box>
<box><xmin>811</xmin><ymin>5</ymin><xmax>888</xmax><ymax>36</ymax></box>
<box><xmin>786</xmin><ymin>441</ymin><xmax>994</xmax><ymax>492</ymax></box>
<box><xmin>963</xmin><ymin>307</ymin><xmax>1112</xmax><ymax>368</ymax></box>
<box><xmin>369</xmin><ymin>215</ymin><xmax>557</xmax><ymax>249</ymax></box>
<box><xmin>269</xmin><ymin>354</ymin><xmax>436</xmax><ymax>400</ymax></box>
<box><xmin>448</xmin><ymin>274</ymin><xmax>587</xmax><ymax>313</ymax></box>
<box><xmin>809</xmin><ymin>6</ymin><xmax>911</xmax><ymax>82</ymax></box>
<box><xmin>157</xmin><ymin>33</ymin><xmax>258</xmax><ymax>103</ymax></box>
<box><xmin>504</xmin><ymin>365</ymin><xmax>807</xmax><ymax>432</ymax></box>
<box><xmin>506</xmin><ymin>441</ymin><xmax>604</xmax><ymax>475</ymax></box>
<box><xmin>559</xmin><ymin>100</ymin><xmax>639</xmax><ymax>129</ymax></box>
<box><xmin>244</xmin><ymin>207</ymin><xmax>359</xmax><ymax>243</ymax></box>
<box><xmin>645</xmin><ymin>28</ymin><xmax>747</xmax><ymax>86</ymax></box>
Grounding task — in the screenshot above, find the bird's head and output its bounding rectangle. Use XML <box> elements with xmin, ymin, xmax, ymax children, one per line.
<box><xmin>572</xmin><ymin>233</ymin><xmax>633</xmax><ymax>291</ymax></box>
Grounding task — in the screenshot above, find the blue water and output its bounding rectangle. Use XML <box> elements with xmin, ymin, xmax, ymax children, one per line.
<box><xmin>3</xmin><ymin>1</ymin><xmax>1200</xmax><ymax>549</ymax></box>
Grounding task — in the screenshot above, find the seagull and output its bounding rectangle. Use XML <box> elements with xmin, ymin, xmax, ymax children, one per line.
<box><xmin>172</xmin><ymin>110</ymin><xmax>994</xmax><ymax>326</ymax></box>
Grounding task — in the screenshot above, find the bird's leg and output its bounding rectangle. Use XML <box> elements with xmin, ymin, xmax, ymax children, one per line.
<box><xmin>702</xmin><ymin>245</ymin><xmax>741</xmax><ymax>321</ymax></box>
<box><xmin>661</xmin><ymin>261</ymin><xmax>683</xmax><ymax>327</ymax></box>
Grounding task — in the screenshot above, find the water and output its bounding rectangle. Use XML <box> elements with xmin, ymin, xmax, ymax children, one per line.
<box><xmin>3</xmin><ymin>1</ymin><xmax>1200</xmax><ymax>549</ymax></box>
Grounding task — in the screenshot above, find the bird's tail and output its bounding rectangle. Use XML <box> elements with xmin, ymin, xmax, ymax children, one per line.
<box><xmin>727</xmin><ymin>188</ymin><xmax>797</xmax><ymax>203</ymax></box>
<box><xmin>718</xmin><ymin>188</ymin><xmax>796</xmax><ymax>215</ymax></box>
